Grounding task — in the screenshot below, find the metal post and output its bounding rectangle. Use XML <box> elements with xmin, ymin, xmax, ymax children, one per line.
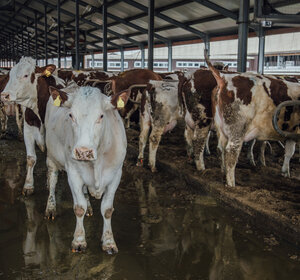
<box><xmin>237</xmin><ymin>0</ymin><xmax>249</xmax><ymax>72</ymax></box>
<box><xmin>120</xmin><ymin>47</ymin><xmax>124</xmax><ymax>72</ymax></box>
<box><xmin>148</xmin><ymin>0</ymin><xmax>154</xmax><ymax>70</ymax></box>
<box><xmin>102</xmin><ymin>0</ymin><xmax>108</xmax><ymax>71</ymax></box>
<box><xmin>57</xmin><ymin>0</ymin><xmax>61</xmax><ymax>68</ymax></box>
<box><xmin>257</xmin><ymin>24</ymin><xmax>265</xmax><ymax>74</ymax></box>
<box><xmin>75</xmin><ymin>0</ymin><xmax>80</xmax><ymax>70</ymax></box>
<box><xmin>91</xmin><ymin>52</ymin><xmax>95</xmax><ymax>69</ymax></box>
<box><xmin>44</xmin><ymin>4</ymin><xmax>48</xmax><ymax>65</ymax></box>
<box><xmin>35</xmin><ymin>11</ymin><xmax>38</xmax><ymax>64</ymax></box>
<box><xmin>27</xmin><ymin>17</ymin><xmax>30</xmax><ymax>57</ymax></box>
<box><xmin>12</xmin><ymin>33</ymin><xmax>15</xmax><ymax>65</ymax></box>
<box><xmin>168</xmin><ymin>41</ymin><xmax>172</xmax><ymax>72</ymax></box>
<box><xmin>63</xmin><ymin>28</ymin><xmax>67</xmax><ymax>68</ymax></box>
<box><xmin>21</xmin><ymin>26</ymin><xmax>24</xmax><ymax>57</ymax></box>
<box><xmin>141</xmin><ymin>44</ymin><xmax>145</xmax><ymax>69</ymax></box>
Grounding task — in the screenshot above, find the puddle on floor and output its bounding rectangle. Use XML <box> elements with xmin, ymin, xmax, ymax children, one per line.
<box><xmin>0</xmin><ymin>138</ymin><xmax>299</xmax><ymax>280</ymax></box>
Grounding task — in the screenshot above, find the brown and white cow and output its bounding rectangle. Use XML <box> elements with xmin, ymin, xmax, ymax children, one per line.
<box><xmin>137</xmin><ymin>79</ymin><xmax>182</xmax><ymax>171</ymax></box>
<box><xmin>205</xmin><ymin>54</ymin><xmax>300</xmax><ymax>187</ymax></box>
<box><xmin>105</xmin><ymin>69</ymin><xmax>163</xmax><ymax>128</ymax></box>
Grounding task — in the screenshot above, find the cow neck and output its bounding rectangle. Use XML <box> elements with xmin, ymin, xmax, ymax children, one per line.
<box><xmin>0</xmin><ymin>74</ymin><xmax>9</xmax><ymax>93</ymax></box>
<box><xmin>37</xmin><ymin>75</ymin><xmax>57</xmax><ymax>124</ymax></box>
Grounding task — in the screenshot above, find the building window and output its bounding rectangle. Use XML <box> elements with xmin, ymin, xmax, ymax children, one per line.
<box><xmin>176</xmin><ymin>61</ymin><xmax>204</xmax><ymax>68</ymax></box>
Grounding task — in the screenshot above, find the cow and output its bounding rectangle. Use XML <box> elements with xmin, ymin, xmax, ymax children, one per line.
<box><xmin>137</xmin><ymin>79</ymin><xmax>182</xmax><ymax>172</ymax></box>
<box><xmin>0</xmin><ymin>74</ymin><xmax>23</xmax><ymax>139</ymax></box>
<box><xmin>205</xmin><ymin>53</ymin><xmax>300</xmax><ymax>187</ymax></box>
<box><xmin>45</xmin><ymin>86</ymin><xmax>129</xmax><ymax>253</ymax></box>
<box><xmin>105</xmin><ymin>69</ymin><xmax>162</xmax><ymax>128</ymax></box>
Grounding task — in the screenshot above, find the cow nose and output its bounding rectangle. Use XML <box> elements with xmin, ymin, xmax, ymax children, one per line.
<box><xmin>74</xmin><ymin>147</ymin><xmax>95</xmax><ymax>161</ymax></box>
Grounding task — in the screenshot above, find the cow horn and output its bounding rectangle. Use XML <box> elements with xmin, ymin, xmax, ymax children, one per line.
<box><xmin>272</xmin><ymin>100</ymin><xmax>300</xmax><ymax>140</ymax></box>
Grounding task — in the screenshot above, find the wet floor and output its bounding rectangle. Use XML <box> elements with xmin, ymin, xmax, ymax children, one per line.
<box><xmin>0</xmin><ymin>134</ymin><xmax>300</xmax><ymax>280</ymax></box>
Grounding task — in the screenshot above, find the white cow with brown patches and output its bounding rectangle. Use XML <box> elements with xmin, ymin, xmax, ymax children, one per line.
<box><xmin>205</xmin><ymin>54</ymin><xmax>300</xmax><ymax>187</ymax></box>
<box><xmin>45</xmin><ymin>86</ymin><xmax>128</xmax><ymax>253</ymax></box>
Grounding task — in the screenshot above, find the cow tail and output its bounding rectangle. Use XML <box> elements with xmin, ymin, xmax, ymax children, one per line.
<box><xmin>204</xmin><ymin>49</ymin><xmax>225</xmax><ymax>90</ymax></box>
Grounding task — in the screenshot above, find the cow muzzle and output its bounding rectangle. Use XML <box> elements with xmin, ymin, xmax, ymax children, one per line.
<box><xmin>73</xmin><ymin>147</ymin><xmax>96</xmax><ymax>161</ymax></box>
<box><xmin>1</xmin><ymin>93</ymin><xmax>10</xmax><ymax>102</ymax></box>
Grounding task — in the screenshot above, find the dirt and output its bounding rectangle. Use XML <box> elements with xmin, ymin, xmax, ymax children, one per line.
<box><xmin>126</xmin><ymin>120</ymin><xmax>300</xmax><ymax>245</ymax></box>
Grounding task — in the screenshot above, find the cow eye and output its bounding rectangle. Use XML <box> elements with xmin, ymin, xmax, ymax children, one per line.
<box><xmin>24</xmin><ymin>74</ymin><xmax>28</xmax><ymax>78</ymax></box>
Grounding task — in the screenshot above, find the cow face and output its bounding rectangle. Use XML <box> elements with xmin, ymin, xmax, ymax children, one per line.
<box><xmin>49</xmin><ymin>86</ymin><xmax>130</xmax><ymax>161</ymax></box>
<box><xmin>1</xmin><ymin>57</ymin><xmax>55</xmax><ymax>108</ymax></box>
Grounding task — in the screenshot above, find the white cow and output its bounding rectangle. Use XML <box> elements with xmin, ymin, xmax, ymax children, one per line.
<box><xmin>46</xmin><ymin>86</ymin><xmax>128</xmax><ymax>253</ymax></box>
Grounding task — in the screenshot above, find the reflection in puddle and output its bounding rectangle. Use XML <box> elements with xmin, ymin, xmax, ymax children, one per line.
<box><xmin>0</xmin><ymin>142</ymin><xmax>299</xmax><ymax>279</ymax></box>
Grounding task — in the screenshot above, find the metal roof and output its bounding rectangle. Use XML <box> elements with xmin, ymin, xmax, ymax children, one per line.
<box><xmin>0</xmin><ymin>0</ymin><xmax>300</xmax><ymax>59</ymax></box>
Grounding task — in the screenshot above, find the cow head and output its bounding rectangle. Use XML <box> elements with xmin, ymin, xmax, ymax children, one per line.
<box><xmin>1</xmin><ymin>57</ymin><xmax>56</xmax><ymax>112</ymax></box>
<box><xmin>49</xmin><ymin>86</ymin><xmax>130</xmax><ymax>161</ymax></box>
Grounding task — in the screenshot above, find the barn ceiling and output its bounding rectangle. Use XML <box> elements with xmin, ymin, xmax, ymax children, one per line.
<box><xmin>0</xmin><ymin>0</ymin><xmax>299</xmax><ymax>59</ymax></box>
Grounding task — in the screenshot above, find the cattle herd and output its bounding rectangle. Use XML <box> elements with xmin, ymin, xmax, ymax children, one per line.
<box><xmin>0</xmin><ymin>54</ymin><xmax>299</xmax><ymax>254</ymax></box>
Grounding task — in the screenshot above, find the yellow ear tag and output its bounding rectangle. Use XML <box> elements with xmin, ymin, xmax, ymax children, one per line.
<box><xmin>45</xmin><ymin>70</ymin><xmax>52</xmax><ymax>77</ymax></box>
<box><xmin>53</xmin><ymin>96</ymin><xmax>61</xmax><ymax>107</ymax></box>
<box><xmin>117</xmin><ymin>96</ymin><xmax>125</xmax><ymax>109</ymax></box>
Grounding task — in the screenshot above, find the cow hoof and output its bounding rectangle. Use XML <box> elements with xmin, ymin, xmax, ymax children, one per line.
<box><xmin>72</xmin><ymin>241</ymin><xmax>87</xmax><ymax>253</ymax></box>
<box><xmin>102</xmin><ymin>243</ymin><xmax>118</xmax><ymax>255</ymax></box>
<box><xmin>281</xmin><ymin>171</ymin><xmax>290</xmax><ymax>178</ymax></box>
<box><xmin>86</xmin><ymin>206</ymin><xmax>93</xmax><ymax>217</ymax></box>
<box><xmin>18</xmin><ymin>134</ymin><xmax>24</xmax><ymax>142</ymax></box>
<box><xmin>225</xmin><ymin>183</ymin><xmax>235</xmax><ymax>188</ymax></box>
<box><xmin>45</xmin><ymin>208</ymin><xmax>56</xmax><ymax>220</ymax></box>
<box><xmin>136</xmin><ymin>158</ymin><xmax>144</xmax><ymax>167</ymax></box>
<box><xmin>22</xmin><ymin>186</ymin><xmax>34</xmax><ymax>196</ymax></box>
<box><xmin>149</xmin><ymin>165</ymin><xmax>157</xmax><ymax>173</ymax></box>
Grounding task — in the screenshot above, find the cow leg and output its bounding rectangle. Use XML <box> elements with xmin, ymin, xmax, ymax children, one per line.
<box><xmin>83</xmin><ymin>185</ymin><xmax>93</xmax><ymax>217</ymax></box>
<box><xmin>15</xmin><ymin>104</ymin><xmax>24</xmax><ymax>140</ymax></box>
<box><xmin>45</xmin><ymin>157</ymin><xmax>58</xmax><ymax>219</ymax></box>
<box><xmin>247</xmin><ymin>139</ymin><xmax>256</xmax><ymax>166</ymax></box>
<box><xmin>184</xmin><ymin>125</ymin><xmax>194</xmax><ymax>160</ymax></box>
<box><xmin>259</xmin><ymin>141</ymin><xmax>267</xmax><ymax>167</ymax></box>
<box><xmin>281</xmin><ymin>140</ymin><xmax>296</xmax><ymax>177</ymax></box>
<box><xmin>23</xmin><ymin>123</ymin><xmax>37</xmax><ymax>195</ymax></box>
<box><xmin>137</xmin><ymin>111</ymin><xmax>151</xmax><ymax>167</ymax></box>
<box><xmin>101</xmin><ymin>170</ymin><xmax>122</xmax><ymax>254</ymax></box>
<box><xmin>125</xmin><ymin>104</ymin><xmax>139</xmax><ymax>129</ymax></box>
<box><xmin>193</xmin><ymin>126</ymin><xmax>210</xmax><ymax>171</ymax></box>
<box><xmin>0</xmin><ymin>101</ymin><xmax>7</xmax><ymax>135</ymax></box>
<box><xmin>217</xmin><ymin>131</ymin><xmax>227</xmax><ymax>174</ymax></box>
<box><xmin>148</xmin><ymin>126</ymin><xmax>164</xmax><ymax>172</ymax></box>
<box><xmin>67</xmin><ymin>170</ymin><xmax>87</xmax><ymax>252</ymax></box>
<box><xmin>224</xmin><ymin>138</ymin><xmax>243</xmax><ymax>187</ymax></box>
<box><xmin>205</xmin><ymin>130</ymin><xmax>211</xmax><ymax>155</ymax></box>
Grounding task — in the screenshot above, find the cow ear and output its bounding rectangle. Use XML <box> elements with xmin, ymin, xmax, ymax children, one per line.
<box><xmin>49</xmin><ymin>86</ymin><xmax>70</xmax><ymax>107</ymax></box>
<box><xmin>110</xmin><ymin>90</ymin><xmax>130</xmax><ymax>110</ymax></box>
<box><xmin>223</xmin><ymin>65</ymin><xmax>229</xmax><ymax>71</ymax></box>
<box><xmin>36</xmin><ymin>64</ymin><xmax>56</xmax><ymax>77</ymax></box>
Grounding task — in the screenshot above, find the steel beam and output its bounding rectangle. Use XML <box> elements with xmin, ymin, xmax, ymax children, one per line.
<box><xmin>44</xmin><ymin>4</ymin><xmax>48</xmax><ymax>65</ymax></box>
<box><xmin>35</xmin><ymin>11</ymin><xmax>38</xmax><ymax>63</ymax></box>
<box><xmin>141</xmin><ymin>44</ymin><xmax>145</xmax><ymax>69</ymax></box>
<box><xmin>148</xmin><ymin>0</ymin><xmax>154</xmax><ymax>71</ymax></box>
<box><xmin>120</xmin><ymin>47</ymin><xmax>124</xmax><ymax>72</ymax></box>
<box><xmin>57</xmin><ymin>0</ymin><xmax>61</xmax><ymax>68</ymax></box>
<box><xmin>237</xmin><ymin>0</ymin><xmax>249</xmax><ymax>72</ymax></box>
<box><xmin>193</xmin><ymin>0</ymin><xmax>237</xmax><ymax>20</ymax></box>
<box><xmin>168</xmin><ymin>41</ymin><xmax>172</xmax><ymax>72</ymax></box>
<box><xmin>103</xmin><ymin>0</ymin><xmax>108</xmax><ymax>71</ymax></box>
<box><xmin>75</xmin><ymin>0</ymin><xmax>80</xmax><ymax>70</ymax></box>
<box><xmin>257</xmin><ymin>24</ymin><xmax>265</xmax><ymax>74</ymax></box>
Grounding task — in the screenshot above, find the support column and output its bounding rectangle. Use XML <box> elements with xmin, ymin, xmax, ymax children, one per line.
<box><xmin>57</xmin><ymin>0</ymin><xmax>61</xmax><ymax>68</ymax></box>
<box><xmin>120</xmin><ymin>47</ymin><xmax>124</xmax><ymax>72</ymax></box>
<box><xmin>21</xmin><ymin>26</ymin><xmax>24</xmax><ymax>56</ymax></box>
<box><xmin>44</xmin><ymin>4</ymin><xmax>48</xmax><ymax>65</ymax></box>
<box><xmin>257</xmin><ymin>24</ymin><xmax>265</xmax><ymax>74</ymax></box>
<box><xmin>148</xmin><ymin>0</ymin><xmax>154</xmax><ymax>70</ymax></box>
<box><xmin>35</xmin><ymin>11</ymin><xmax>38</xmax><ymax>64</ymax></box>
<box><xmin>168</xmin><ymin>41</ymin><xmax>172</xmax><ymax>72</ymax></box>
<box><xmin>27</xmin><ymin>18</ymin><xmax>30</xmax><ymax>57</ymax></box>
<box><xmin>102</xmin><ymin>0</ymin><xmax>108</xmax><ymax>71</ymax></box>
<box><xmin>141</xmin><ymin>44</ymin><xmax>145</xmax><ymax>69</ymax></box>
<box><xmin>237</xmin><ymin>0</ymin><xmax>250</xmax><ymax>72</ymax></box>
<box><xmin>91</xmin><ymin>52</ymin><xmax>95</xmax><ymax>69</ymax></box>
<box><xmin>75</xmin><ymin>0</ymin><xmax>80</xmax><ymax>70</ymax></box>
<box><xmin>63</xmin><ymin>28</ymin><xmax>67</xmax><ymax>68</ymax></box>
